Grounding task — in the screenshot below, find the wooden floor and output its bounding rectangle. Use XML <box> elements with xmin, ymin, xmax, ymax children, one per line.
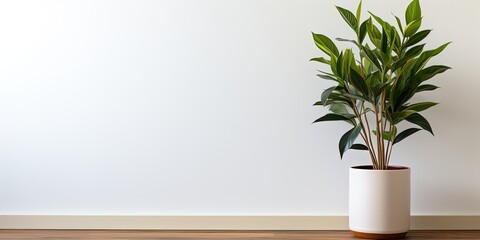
<box><xmin>0</xmin><ymin>230</ymin><xmax>479</xmax><ymax>239</ymax></box>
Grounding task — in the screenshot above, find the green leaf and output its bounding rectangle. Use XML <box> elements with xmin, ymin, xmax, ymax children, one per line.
<box><xmin>336</xmin><ymin>6</ymin><xmax>358</xmax><ymax>32</ymax></box>
<box><xmin>404</xmin><ymin>18</ymin><xmax>422</xmax><ymax>37</ymax></box>
<box><xmin>365</xmin><ymin>71</ymin><xmax>381</xmax><ymax>86</ymax></box>
<box><xmin>313</xmin><ymin>113</ymin><xmax>356</xmax><ymax>124</ymax></box>
<box><xmin>349</xmin><ymin>69</ymin><xmax>369</xmax><ymax>97</ymax></box>
<box><xmin>321</xmin><ymin>86</ymin><xmax>337</xmax><ymax>104</ymax></box>
<box><xmin>389</xmin><ymin>26</ymin><xmax>400</xmax><ymax>55</ymax></box>
<box><xmin>393</xmin><ymin>128</ymin><xmax>421</xmax><ymax>145</ymax></box>
<box><xmin>318</xmin><ymin>70</ymin><xmax>336</xmax><ymax>76</ymax></box>
<box><xmin>404</xmin><ymin>29</ymin><xmax>431</xmax><ymax>48</ymax></box>
<box><xmin>416</xmin><ymin>84</ymin><xmax>439</xmax><ymax>93</ymax></box>
<box><xmin>405</xmin><ymin>0</ymin><xmax>422</xmax><ymax>24</ymax></box>
<box><xmin>405</xmin><ymin>43</ymin><xmax>425</xmax><ymax>57</ymax></box>
<box><xmin>393</xmin><ymin>44</ymin><xmax>424</xmax><ymax>71</ymax></box>
<box><xmin>372</xmin><ymin>82</ymin><xmax>390</xmax><ymax>99</ymax></box>
<box><xmin>336</xmin><ymin>52</ymin><xmax>345</xmax><ymax>79</ymax></box>
<box><xmin>374</xmin><ymin>49</ymin><xmax>388</xmax><ymax>66</ymax></box>
<box><xmin>310</xmin><ymin>57</ymin><xmax>330</xmax><ymax>65</ymax></box>
<box><xmin>393</xmin><ymin>84</ymin><xmax>420</xmax><ymax>112</ymax></box>
<box><xmin>405</xmin><ymin>102</ymin><xmax>438</xmax><ymax>112</ymax></box>
<box><xmin>366</xmin><ymin>18</ymin><xmax>381</xmax><ymax>47</ymax></box>
<box><xmin>330</xmin><ymin>104</ymin><xmax>350</xmax><ymax>114</ymax></box>
<box><xmin>317</xmin><ymin>70</ymin><xmax>338</xmax><ymax>81</ymax></box>
<box><xmin>372</xmin><ymin>129</ymin><xmax>395</xmax><ymax>141</ymax></box>
<box><xmin>342</xmin><ymin>93</ymin><xmax>369</xmax><ymax>102</ymax></box>
<box><xmin>418</xmin><ymin>65</ymin><xmax>451</xmax><ymax>82</ymax></box>
<box><xmin>339</xmin><ymin>124</ymin><xmax>362</xmax><ymax>158</ymax></box>
<box><xmin>316</xmin><ymin>74</ymin><xmax>337</xmax><ymax>81</ymax></box>
<box><xmin>362</xmin><ymin>47</ymin><xmax>381</xmax><ymax>70</ymax></box>
<box><xmin>312</xmin><ymin>33</ymin><xmax>340</xmax><ymax>57</ymax></box>
<box><xmin>343</xmin><ymin>49</ymin><xmax>355</xmax><ymax>76</ymax></box>
<box><xmin>313</xmin><ymin>101</ymin><xmax>323</xmax><ymax>106</ymax></box>
<box><xmin>369</xmin><ymin>12</ymin><xmax>398</xmax><ymax>49</ymax></box>
<box><xmin>328</xmin><ymin>92</ymin><xmax>352</xmax><ymax>105</ymax></box>
<box><xmin>351</xmin><ymin>143</ymin><xmax>368</xmax><ymax>150</ymax></box>
<box><xmin>394</xmin><ymin>15</ymin><xmax>404</xmax><ymax>35</ymax></box>
<box><xmin>381</xmin><ymin>27</ymin><xmax>388</xmax><ymax>53</ymax></box>
<box><xmin>405</xmin><ymin>113</ymin><xmax>434</xmax><ymax>135</ymax></box>
<box><xmin>356</xmin><ymin>0</ymin><xmax>363</xmax><ymax>24</ymax></box>
<box><xmin>430</xmin><ymin>42</ymin><xmax>451</xmax><ymax>55</ymax></box>
<box><xmin>391</xmin><ymin>110</ymin><xmax>416</xmax><ymax>124</ymax></box>
<box><xmin>383</xmin><ymin>131</ymin><xmax>394</xmax><ymax>141</ymax></box>
<box><xmin>359</xmin><ymin>19</ymin><xmax>368</xmax><ymax>44</ymax></box>
<box><xmin>368</xmin><ymin>11</ymin><xmax>387</xmax><ymax>27</ymax></box>
<box><xmin>413</xmin><ymin>42</ymin><xmax>451</xmax><ymax>73</ymax></box>
<box><xmin>335</xmin><ymin>37</ymin><xmax>359</xmax><ymax>47</ymax></box>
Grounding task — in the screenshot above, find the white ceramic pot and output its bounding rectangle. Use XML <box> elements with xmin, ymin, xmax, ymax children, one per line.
<box><xmin>349</xmin><ymin>165</ymin><xmax>410</xmax><ymax>239</ymax></box>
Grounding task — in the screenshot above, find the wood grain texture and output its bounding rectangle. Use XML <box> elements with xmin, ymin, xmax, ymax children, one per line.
<box><xmin>2</xmin><ymin>216</ymin><xmax>479</xmax><ymax>230</ymax></box>
<box><xmin>0</xmin><ymin>230</ymin><xmax>479</xmax><ymax>239</ymax></box>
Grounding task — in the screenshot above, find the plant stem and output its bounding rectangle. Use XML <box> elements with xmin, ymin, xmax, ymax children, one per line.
<box><xmin>356</xmin><ymin>42</ymin><xmax>380</xmax><ymax>168</ymax></box>
<box><xmin>353</xmin><ymin>101</ymin><xmax>378</xmax><ymax>168</ymax></box>
<box><xmin>374</xmin><ymin>103</ymin><xmax>383</xmax><ymax>169</ymax></box>
<box><xmin>361</xmin><ymin>102</ymin><xmax>378</xmax><ymax>167</ymax></box>
<box><xmin>380</xmin><ymin>91</ymin><xmax>387</xmax><ymax>168</ymax></box>
<box><xmin>385</xmin><ymin>123</ymin><xmax>393</xmax><ymax>166</ymax></box>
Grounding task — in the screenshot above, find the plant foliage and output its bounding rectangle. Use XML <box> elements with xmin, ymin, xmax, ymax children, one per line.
<box><xmin>311</xmin><ymin>0</ymin><xmax>450</xmax><ymax>169</ymax></box>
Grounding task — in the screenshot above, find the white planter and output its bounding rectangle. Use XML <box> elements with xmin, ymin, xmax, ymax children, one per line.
<box><xmin>349</xmin><ymin>165</ymin><xmax>410</xmax><ymax>239</ymax></box>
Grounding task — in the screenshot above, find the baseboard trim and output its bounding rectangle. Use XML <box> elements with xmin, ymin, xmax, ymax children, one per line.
<box><xmin>0</xmin><ymin>215</ymin><xmax>479</xmax><ymax>230</ymax></box>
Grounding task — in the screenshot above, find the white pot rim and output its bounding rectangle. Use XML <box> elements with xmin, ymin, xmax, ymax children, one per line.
<box><xmin>351</xmin><ymin>165</ymin><xmax>410</xmax><ymax>171</ymax></box>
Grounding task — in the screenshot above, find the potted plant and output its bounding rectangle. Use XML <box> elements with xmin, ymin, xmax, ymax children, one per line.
<box><xmin>311</xmin><ymin>0</ymin><xmax>450</xmax><ymax>239</ymax></box>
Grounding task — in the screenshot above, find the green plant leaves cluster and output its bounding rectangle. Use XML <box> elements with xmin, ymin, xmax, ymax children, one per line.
<box><xmin>311</xmin><ymin>0</ymin><xmax>450</xmax><ymax>168</ymax></box>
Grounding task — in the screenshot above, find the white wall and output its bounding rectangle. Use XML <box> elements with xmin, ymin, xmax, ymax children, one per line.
<box><xmin>0</xmin><ymin>0</ymin><xmax>478</xmax><ymax>216</ymax></box>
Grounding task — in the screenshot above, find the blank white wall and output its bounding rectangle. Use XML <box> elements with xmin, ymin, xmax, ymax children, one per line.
<box><xmin>0</xmin><ymin>0</ymin><xmax>478</xmax><ymax>216</ymax></box>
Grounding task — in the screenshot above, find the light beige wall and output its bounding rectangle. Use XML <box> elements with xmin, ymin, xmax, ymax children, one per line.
<box><xmin>0</xmin><ymin>0</ymin><xmax>478</xmax><ymax>217</ymax></box>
